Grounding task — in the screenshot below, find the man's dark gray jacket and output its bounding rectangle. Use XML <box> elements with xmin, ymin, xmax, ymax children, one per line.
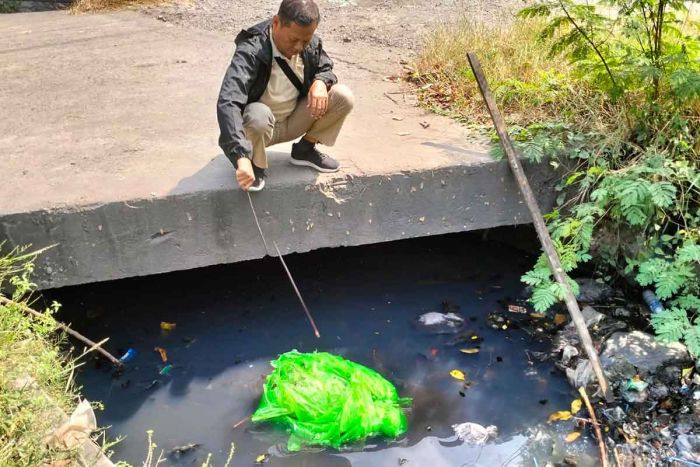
<box><xmin>217</xmin><ymin>19</ymin><xmax>338</xmax><ymax>167</ymax></box>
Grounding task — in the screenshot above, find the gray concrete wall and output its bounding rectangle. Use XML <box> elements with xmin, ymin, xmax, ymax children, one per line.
<box><xmin>1</xmin><ymin>159</ymin><xmax>554</xmax><ymax>289</ymax></box>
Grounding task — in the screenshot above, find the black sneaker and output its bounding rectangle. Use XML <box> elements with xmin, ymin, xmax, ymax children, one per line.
<box><xmin>248</xmin><ymin>166</ymin><xmax>266</xmax><ymax>192</ymax></box>
<box><xmin>290</xmin><ymin>140</ymin><xmax>340</xmax><ymax>173</ymax></box>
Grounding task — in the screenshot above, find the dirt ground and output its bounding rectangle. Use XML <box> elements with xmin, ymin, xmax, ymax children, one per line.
<box><xmin>142</xmin><ymin>0</ymin><xmax>526</xmax><ymax>62</ymax></box>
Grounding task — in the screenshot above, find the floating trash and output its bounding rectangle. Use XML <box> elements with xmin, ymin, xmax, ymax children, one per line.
<box><xmin>252</xmin><ymin>350</ymin><xmax>411</xmax><ymax>451</ymax></box>
<box><xmin>118</xmin><ymin>348</ymin><xmax>137</xmax><ymax>364</ymax></box>
<box><xmin>416</xmin><ymin>311</ymin><xmax>465</xmax><ymax>334</ymax></box>
<box><xmin>452</xmin><ymin>422</ymin><xmax>498</xmax><ymax>445</ymax></box>
<box><xmin>154</xmin><ymin>347</ymin><xmax>168</xmax><ymax>363</ymax></box>
<box><xmin>169</xmin><ymin>443</ymin><xmax>200</xmax><ymax>458</ymax></box>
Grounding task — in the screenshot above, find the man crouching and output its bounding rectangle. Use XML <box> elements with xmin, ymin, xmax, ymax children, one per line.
<box><xmin>217</xmin><ymin>0</ymin><xmax>354</xmax><ymax>192</ymax></box>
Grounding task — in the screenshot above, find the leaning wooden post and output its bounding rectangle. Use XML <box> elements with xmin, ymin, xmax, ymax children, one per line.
<box><xmin>467</xmin><ymin>52</ymin><xmax>613</xmax><ymax>402</ymax></box>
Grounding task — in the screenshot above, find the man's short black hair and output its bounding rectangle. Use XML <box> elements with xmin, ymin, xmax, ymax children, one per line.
<box><xmin>277</xmin><ymin>0</ymin><xmax>320</xmax><ymax>27</ymax></box>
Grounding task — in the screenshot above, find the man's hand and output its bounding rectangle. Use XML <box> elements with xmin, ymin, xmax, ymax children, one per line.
<box><xmin>236</xmin><ymin>157</ymin><xmax>255</xmax><ymax>191</ymax></box>
<box><xmin>307</xmin><ymin>80</ymin><xmax>328</xmax><ymax>120</ymax></box>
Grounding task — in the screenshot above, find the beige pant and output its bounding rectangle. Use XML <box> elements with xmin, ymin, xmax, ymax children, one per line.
<box><xmin>242</xmin><ymin>84</ymin><xmax>354</xmax><ymax>169</ymax></box>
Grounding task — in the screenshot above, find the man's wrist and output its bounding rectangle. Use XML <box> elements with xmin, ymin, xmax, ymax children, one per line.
<box><xmin>313</xmin><ymin>78</ymin><xmax>331</xmax><ymax>90</ymax></box>
<box><xmin>232</xmin><ymin>154</ymin><xmax>251</xmax><ymax>169</ymax></box>
<box><xmin>236</xmin><ymin>156</ymin><xmax>252</xmax><ymax>171</ymax></box>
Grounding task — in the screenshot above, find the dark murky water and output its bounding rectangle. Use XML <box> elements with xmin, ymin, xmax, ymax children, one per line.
<box><xmin>50</xmin><ymin>229</ymin><xmax>597</xmax><ymax>466</ymax></box>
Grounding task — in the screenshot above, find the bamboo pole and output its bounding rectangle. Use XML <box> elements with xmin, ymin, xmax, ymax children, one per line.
<box><xmin>0</xmin><ymin>295</ymin><xmax>124</xmax><ymax>367</ymax></box>
<box><xmin>467</xmin><ymin>52</ymin><xmax>613</xmax><ymax>402</ymax></box>
<box><xmin>579</xmin><ymin>386</ymin><xmax>610</xmax><ymax>467</ymax></box>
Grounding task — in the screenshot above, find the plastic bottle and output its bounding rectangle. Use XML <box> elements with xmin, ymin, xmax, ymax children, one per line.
<box><xmin>118</xmin><ymin>348</ymin><xmax>137</xmax><ymax>363</ymax></box>
<box><xmin>642</xmin><ymin>290</ymin><xmax>664</xmax><ymax>314</ymax></box>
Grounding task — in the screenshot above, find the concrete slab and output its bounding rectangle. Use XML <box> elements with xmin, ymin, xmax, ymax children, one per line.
<box><xmin>0</xmin><ymin>11</ymin><xmax>555</xmax><ymax>289</ymax></box>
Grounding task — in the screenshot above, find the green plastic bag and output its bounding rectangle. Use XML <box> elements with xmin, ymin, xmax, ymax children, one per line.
<box><xmin>251</xmin><ymin>350</ymin><xmax>411</xmax><ymax>451</ymax></box>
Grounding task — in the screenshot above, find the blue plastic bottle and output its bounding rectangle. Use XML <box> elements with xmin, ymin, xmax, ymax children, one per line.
<box><xmin>642</xmin><ymin>290</ymin><xmax>663</xmax><ymax>314</ymax></box>
<box><xmin>118</xmin><ymin>348</ymin><xmax>137</xmax><ymax>363</ymax></box>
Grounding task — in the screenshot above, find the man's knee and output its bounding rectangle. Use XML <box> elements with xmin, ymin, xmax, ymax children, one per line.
<box><xmin>243</xmin><ymin>102</ymin><xmax>275</xmax><ymax>135</ymax></box>
<box><xmin>329</xmin><ymin>84</ymin><xmax>355</xmax><ymax>112</ymax></box>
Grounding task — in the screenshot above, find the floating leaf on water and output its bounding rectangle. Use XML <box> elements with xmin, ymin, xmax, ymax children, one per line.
<box><xmin>159</xmin><ymin>364</ymin><xmax>174</xmax><ymax>376</ymax></box>
<box><xmin>565</xmin><ymin>432</ymin><xmax>581</xmax><ymax>443</ymax></box>
<box><xmin>459</xmin><ymin>348</ymin><xmax>480</xmax><ymax>354</ymax></box>
<box><xmin>154</xmin><ymin>347</ymin><xmax>168</xmax><ymax>363</ymax></box>
<box><xmin>255</xmin><ymin>453</ymin><xmax>269</xmax><ymax>464</ymax></box>
<box><xmin>570</xmin><ymin>399</ymin><xmax>582</xmax><ymax>414</ymax></box>
<box><xmin>529</xmin><ymin>313</ymin><xmax>545</xmax><ymax>319</ymax></box>
<box><xmin>160</xmin><ymin>321</ymin><xmax>176</xmax><ymax>331</ymax></box>
<box><xmin>471</xmin><ymin>335</ymin><xmax>480</xmax><ymax>341</ymax></box>
<box><xmin>450</xmin><ymin>369</ymin><xmax>466</xmax><ymax>381</ymax></box>
<box><xmin>548</xmin><ymin>410</ymin><xmax>573</xmax><ymax>423</ymax></box>
<box><xmin>554</xmin><ymin>314</ymin><xmax>567</xmax><ymax>326</ymax></box>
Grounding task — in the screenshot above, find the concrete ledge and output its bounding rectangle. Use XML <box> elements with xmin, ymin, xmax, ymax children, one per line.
<box><xmin>1</xmin><ymin>157</ymin><xmax>554</xmax><ymax>288</ymax></box>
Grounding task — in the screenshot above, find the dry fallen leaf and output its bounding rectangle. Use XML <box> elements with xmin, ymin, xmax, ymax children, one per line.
<box><xmin>565</xmin><ymin>431</ymin><xmax>581</xmax><ymax>443</ymax></box>
<box><xmin>459</xmin><ymin>348</ymin><xmax>480</xmax><ymax>354</ymax></box>
<box><xmin>548</xmin><ymin>410</ymin><xmax>573</xmax><ymax>423</ymax></box>
<box><xmin>160</xmin><ymin>321</ymin><xmax>176</xmax><ymax>331</ymax></box>
<box><xmin>529</xmin><ymin>313</ymin><xmax>545</xmax><ymax>319</ymax></box>
<box><xmin>571</xmin><ymin>399</ymin><xmax>583</xmax><ymax>414</ymax></box>
<box><xmin>154</xmin><ymin>347</ymin><xmax>168</xmax><ymax>363</ymax></box>
<box><xmin>450</xmin><ymin>369</ymin><xmax>466</xmax><ymax>381</ymax></box>
<box><xmin>554</xmin><ymin>314</ymin><xmax>567</xmax><ymax>326</ymax></box>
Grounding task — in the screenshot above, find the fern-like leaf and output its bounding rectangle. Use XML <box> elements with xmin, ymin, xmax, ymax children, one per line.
<box><xmin>651</xmin><ymin>308</ymin><xmax>691</xmax><ymax>343</ymax></box>
<box><xmin>649</xmin><ymin>182</ymin><xmax>676</xmax><ymax>208</ymax></box>
<box><xmin>677</xmin><ymin>242</ymin><xmax>700</xmax><ymax>263</ymax></box>
<box><xmin>683</xmin><ymin>323</ymin><xmax>700</xmax><ymax>357</ymax></box>
<box><xmin>532</xmin><ymin>284</ymin><xmax>558</xmax><ymax>312</ymax></box>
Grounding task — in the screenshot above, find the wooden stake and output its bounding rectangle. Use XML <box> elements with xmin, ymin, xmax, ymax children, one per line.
<box><xmin>467</xmin><ymin>52</ymin><xmax>613</xmax><ymax>402</ymax></box>
<box><xmin>0</xmin><ymin>296</ymin><xmax>123</xmax><ymax>367</ymax></box>
<box><xmin>579</xmin><ymin>386</ymin><xmax>609</xmax><ymax>467</ymax></box>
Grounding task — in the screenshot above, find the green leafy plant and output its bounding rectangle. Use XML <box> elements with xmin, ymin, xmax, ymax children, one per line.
<box><xmin>508</xmin><ymin>0</ymin><xmax>700</xmax><ymax>356</ymax></box>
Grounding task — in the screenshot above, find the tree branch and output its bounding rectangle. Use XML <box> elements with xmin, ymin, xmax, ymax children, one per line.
<box><xmin>558</xmin><ymin>0</ymin><xmax>620</xmax><ymax>91</ymax></box>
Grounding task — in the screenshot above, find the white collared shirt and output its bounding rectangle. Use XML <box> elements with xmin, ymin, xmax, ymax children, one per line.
<box><xmin>260</xmin><ymin>28</ymin><xmax>305</xmax><ymax>123</ymax></box>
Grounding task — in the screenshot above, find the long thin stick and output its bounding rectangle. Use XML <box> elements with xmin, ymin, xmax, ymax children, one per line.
<box><xmin>0</xmin><ymin>295</ymin><xmax>123</xmax><ymax>367</ymax></box>
<box><xmin>579</xmin><ymin>386</ymin><xmax>609</xmax><ymax>467</ymax></box>
<box><xmin>467</xmin><ymin>52</ymin><xmax>613</xmax><ymax>402</ymax></box>
<box><xmin>246</xmin><ymin>192</ymin><xmax>321</xmax><ymax>338</ymax></box>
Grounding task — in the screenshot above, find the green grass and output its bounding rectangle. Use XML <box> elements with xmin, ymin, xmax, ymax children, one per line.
<box><xmin>410</xmin><ymin>17</ymin><xmax>611</xmax><ymax>128</ymax></box>
<box><xmin>0</xmin><ymin>248</ymin><xmax>80</xmax><ymax>466</ymax></box>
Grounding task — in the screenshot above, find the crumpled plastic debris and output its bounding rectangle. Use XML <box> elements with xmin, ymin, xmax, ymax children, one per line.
<box><xmin>452</xmin><ymin>422</ymin><xmax>498</xmax><ymax>445</ymax></box>
<box><xmin>252</xmin><ymin>350</ymin><xmax>411</xmax><ymax>451</ymax></box>
<box><xmin>674</xmin><ymin>434</ymin><xmax>700</xmax><ymax>462</ymax></box>
<box><xmin>46</xmin><ymin>399</ymin><xmax>97</xmax><ymax>450</ymax></box>
<box><xmin>416</xmin><ymin>312</ymin><xmax>464</xmax><ymax>334</ymax></box>
<box><xmin>625</xmin><ymin>376</ymin><xmax>649</xmax><ymax>392</ymax></box>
